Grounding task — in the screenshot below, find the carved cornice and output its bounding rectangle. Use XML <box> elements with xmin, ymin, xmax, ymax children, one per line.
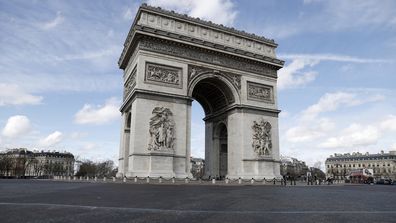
<box><xmin>118</xmin><ymin>4</ymin><xmax>285</xmax><ymax>69</ymax></box>
<box><xmin>138</xmin><ymin>36</ymin><xmax>278</xmax><ymax>78</ymax></box>
<box><xmin>139</xmin><ymin>4</ymin><xmax>276</xmax><ymax>45</ymax></box>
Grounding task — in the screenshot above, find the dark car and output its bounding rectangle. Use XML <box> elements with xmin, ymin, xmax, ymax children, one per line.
<box><xmin>376</xmin><ymin>179</ymin><xmax>392</xmax><ymax>185</ymax></box>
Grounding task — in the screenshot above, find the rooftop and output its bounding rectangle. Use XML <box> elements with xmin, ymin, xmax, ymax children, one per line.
<box><xmin>138</xmin><ymin>4</ymin><xmax>276</xmax><ymax>45</ymax></box>
<box><xmin>326</xmin><ymin>150</ymin><xmax>396</xmax><ymax>161</ymax></box>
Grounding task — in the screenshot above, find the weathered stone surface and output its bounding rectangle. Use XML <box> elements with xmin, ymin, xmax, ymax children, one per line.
<box><xmin>117</xmin><ymin>4</ymin><xmax>283</xmax><ymax>179</ymax></box>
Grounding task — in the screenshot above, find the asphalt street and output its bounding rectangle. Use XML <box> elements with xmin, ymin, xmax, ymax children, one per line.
<box><xmin>0</xmin><ymin>179</ymin><xmax>395</xmax><ymax>223</ymax></box>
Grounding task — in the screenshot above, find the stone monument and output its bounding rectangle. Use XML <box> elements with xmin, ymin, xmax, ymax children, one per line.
<box><xmin>117</xmin><ymin>4</ymin><xmax>284</xmax><ymax>179</ymax></box>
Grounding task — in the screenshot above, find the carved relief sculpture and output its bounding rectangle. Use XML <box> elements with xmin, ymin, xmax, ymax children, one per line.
<box><xmin>145</xmin><ymin>62</ymin><xmax>182</xmax><ymax>88</ymax></box>
<box><xmin>123</xmin><ymin>67</ymin><xmax>137</xmax><ymax>100</ymax></box>
<box><xmin>148</xmin><ymin>107</ymin><xmax>175</xmax><ymax>151</ymax></box>
<box><xmin>252</xmin><ymin>119</ymin><xmax>272</xmax><ymax>156</ymax></box>
<box><xmin>247</xmin><ymin>82</ymin><xmax>273</xmax><ymax>103</ymax></box>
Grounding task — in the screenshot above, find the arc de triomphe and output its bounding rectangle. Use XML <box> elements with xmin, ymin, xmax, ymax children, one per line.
<box><xmin>117</xmin><ymin>4</ymin><xmax>284</xmax><ymax>179</ymax></box>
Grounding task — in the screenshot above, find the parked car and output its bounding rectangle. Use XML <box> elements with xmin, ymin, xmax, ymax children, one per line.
<box><xmin>376</xmin><ymin>179</ymin><xmax>392</xmax><ymax>185</ymax></box>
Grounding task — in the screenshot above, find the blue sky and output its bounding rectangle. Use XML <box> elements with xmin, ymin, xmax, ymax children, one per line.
<box><xmin>1</xmin><ymin>0</ymin><xmax>395</xmax><ymax>168</ymax></box>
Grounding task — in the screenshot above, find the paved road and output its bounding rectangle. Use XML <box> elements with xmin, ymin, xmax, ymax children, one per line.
<box><xmin>0</xmin><ymin>179</ymin><xmax>395</xmax><ymax>223</ymax></box>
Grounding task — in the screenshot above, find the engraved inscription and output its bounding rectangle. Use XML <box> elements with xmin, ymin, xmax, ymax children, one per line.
<box><xmin>247</xmin><ymin>82</ymin><xmax>273</xmax><ymax>103</ymax></box>
<box><xmin>145</xmin><ymin>62</ymin><xmax>182</xmax><ymax>88</ymax></box>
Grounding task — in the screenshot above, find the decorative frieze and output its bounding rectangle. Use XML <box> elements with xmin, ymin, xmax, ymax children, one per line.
<box><xmin>247</xmin><ymin>82</ymin><xmax>274</xmax><ymax>103</ymax></box>
<box><xmin>139</xmin><ymin>37</ymin><xmax>277</xmax><ymax>78</ymax></box>
<box><xmin>148</xmin><ymin>107</ymin><xmax>175</xmax><ymax>152</ymax></box>
<box><xmin>137</xmin><ymin>8</ymin><xmax>277</xmax><ymax>58</ymax></box>
<box><xmin>145</xmin><ymin>62</ymin><xmax>182</xmax><ymax>88</ymax></box>
<box><xmin>252</xmin><ymin>119</ymin><xmax>272</xmax><ymax>156</ymax></box>
<box><xmin>123</xmin><ymin>67</ymin><xmax>137</xmax><ymax>100</ymax></box>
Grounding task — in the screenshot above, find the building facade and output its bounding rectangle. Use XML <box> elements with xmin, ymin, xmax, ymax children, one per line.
<box><xmin>280</xmin><ymin>156</ymin><xmax>309</xmax><ymax>179</ymax></box>
<box><xmin>190</xmin><ymin>157</ymin><xmax>205</xmax><ymax>179</ymax></box>
<box><xmin>0</xmin><ymin>148</ymin><xmax>75</xmax><ymax>178</ymax></box>
<box><xmin>325</xmin><ymin>150</ymin><xmax>396</xmax><ymax>180</ymax></box>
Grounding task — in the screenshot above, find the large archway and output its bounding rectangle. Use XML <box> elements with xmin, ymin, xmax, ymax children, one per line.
<box><xmin>117</xmin><ymin>4</ymin><xmax>283</xmax><ymax>180</ymax></box>
<box><xmin>190</xmin><ymin>75</ymin><xmax>236</xmax><ymax>179</ymax></box>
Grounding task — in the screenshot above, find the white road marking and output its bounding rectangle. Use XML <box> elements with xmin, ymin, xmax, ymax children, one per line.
<box><xmin>0</xmin><ymin>202</ymin><xmax>395</xmax><ymax>214</ymax></box>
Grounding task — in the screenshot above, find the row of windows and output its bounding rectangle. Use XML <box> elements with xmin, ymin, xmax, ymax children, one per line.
<box><xmin>328</xmin><ymin>168</ymin><xmax>393</xmax><ymax>174</ymax></box>
<box><xmin>328</xmin><ymin>163</ymin><xmax>392</xmax><ymax>168</ymax></box>
<box><xmin>328</xmin><ymin>157</ymin><xmax>395</xmax><ymax>162</ymax></box>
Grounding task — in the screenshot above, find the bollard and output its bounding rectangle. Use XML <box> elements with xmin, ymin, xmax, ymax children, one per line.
<box><xmin>113</xmin><ymin>177</ymin><xmax>116</xmax><ymax>182</ymax></box>
<box><xmin>123</xmin><ymin>177</ymin><xmax>127</xmax><ymax>183</ymax></box>
<box><xmin>86</xmin><ymin>176</ymin><xmax>89</xmax><ymax>181</ymax></box>
<box><xmin>103</xmin><ymin>177</ymin><xmax>106</xmax><ymax>182</ymax></box>
<box><xmin>80</xmin><ymin>176</ymin><xmax>83</xmax><ymax>180</ymax></box>
<box><xmin>74</xmin><ymin>176</ymin><xmax>77</xmax><ymax>181</ymax></box>
<box><xmin>238</xmin><ymin>178</ymin><xmax>242</xmax><ymax>184</ymax></box>
<box><xmin>212</xmin><ymin>179</ymin><xmax>216</xmax><ymax>184</ymax></box>
<box><xmin>225</xmin><ymin>178</ymin><xmax>229</xmax><ymax>184</ymax></box>
<box><xmin>172</xmin><ymin>177</ymin><xmax>175</xmax><ymax>184</ymax></box>
<box><xmin>159</xmin><ymin>177</ymin><xmax>162</xmax><ymax>184</ymax></box>
<box><xmin>251</xmin><ymin>178</ymin><xmax>254</xmax><ymax>184</ymax></box>
<box><xmin>273</xmin><ymin>178</ymin><xmax>276</xmax><ymax>185</ymax></box>
<box><xmin>94</xmin><ymin>176</ymin><xmax>97</xmax><ymax>181</ymax></box>
<box><xmin>185</xmin><ymin>177</ymin><xmax>189</xmax><ymax>184</ymax></box>
<box><xmin>134</xmin><ymin>176</ymin><xmax>138</xmax><ymax>183</ymax></box>
<box><xmin>146</xmin><ymin>176</ymin><xmax>150</xmax><ymax>184</ymax></box>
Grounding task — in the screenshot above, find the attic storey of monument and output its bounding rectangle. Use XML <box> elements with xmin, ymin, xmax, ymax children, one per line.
<box><xmin>117</xmin><ymin>4</ymin><xmax>284</xmax><ymax>179</ymax></box>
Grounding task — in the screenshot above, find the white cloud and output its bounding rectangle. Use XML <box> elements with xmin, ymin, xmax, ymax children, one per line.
<box><xmin>74</xmin><ymin>98</ymin><xmax>120</xmax><ymax>125</ymax></box>
<box><xmin>2</xmin><ymin>115</ymin><xmax>31</xmax><ymax>138</ymax></box>
<box><xmin>0</xmin><ymin>83</ymin><xmax>43</xmax><ymax>106</ymax></box>
<box><xmin>302</xmin><ymin>92</ymin><xmax>384</xmax><ymax>120</ymax></box>
<box><xmin>286</xmin><ymin>118</ymin><xmax>335</xmax><ymax>143</ymax></box>
<box><xmin>0</xmin><ymin>72</ymin><xmax>121</xmax><ymax>93</ymax></box>
<box><xmin>319</xmin><ymin>123</ymin><xmax>380</xmax><ymax>148</ymax></box>
<box><xmin>70</xmin><ymin>132</ymin><xmax>88</xmax><ymax>139</ymax></box>
<box><xmin>264</xmin><ymin>0</ymin><xmax>396</xmax><ymax>39</ymax></box>
<box><xmin>278</xmin><ymin>54</ymin><xmax>392</xmax><ymax>90</ymax></box>
<box><xmin>82</xmin><ymin>142</ymin><xmax>96</xmax><ymax>150</ymax></box>
<box><xmin>39</xmin><ymin>131</ymin><xmax>63</xmax><ymax>147</ymax></box>
<box><xmin>123</xmin><ymin>8</ymin><xmax>133</xmax><ymax>20</ymax></box>
<box><xmin>280</xmin><ymin>54</ymin><xmax>392</xmax><ymax>64</ymax></box>
<box><xmin>40</xmin><ymin>11</ymin><xmax>64</xmax><ymax>30</ymax></box>
<box><xmin>278</xmin><ymin>58</ymin><xmax>318</xmax><ymax>90</ymax></box>
<box><xmin>380</xmin><ymin>115</ymin><xmax>396</xmax><ymax>131</ymax></box>
<box><xmin>285</xmin><ymin>91</ymin><xmax>384</xmax><ymax>143</ymax></box>
<box><xmin>52</xmin><ymin>46</ymin><xmax>120</xmax><ymax>62</ymax></box>
<box><xmin>146</xmin><ymin>0</ymin><xmax>238</xmax><ymax>26</ymax></box>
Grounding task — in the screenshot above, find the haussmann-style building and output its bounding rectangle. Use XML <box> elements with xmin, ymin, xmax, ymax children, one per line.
<box><xmin>0</xmin><ymin>148</ymin><xmax>75</xmax><ymax>178</ymax></box>
<box><xmin>325</xmin><ymin>150</ymin><xmax>396</xmax><ymax>180</ymax></box>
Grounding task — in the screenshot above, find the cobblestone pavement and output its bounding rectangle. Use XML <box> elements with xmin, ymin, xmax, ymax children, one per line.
<box><xmin>0</xmin><ymin>179</ymin><xmax>395</xmax><ymax>223</ymax></box>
